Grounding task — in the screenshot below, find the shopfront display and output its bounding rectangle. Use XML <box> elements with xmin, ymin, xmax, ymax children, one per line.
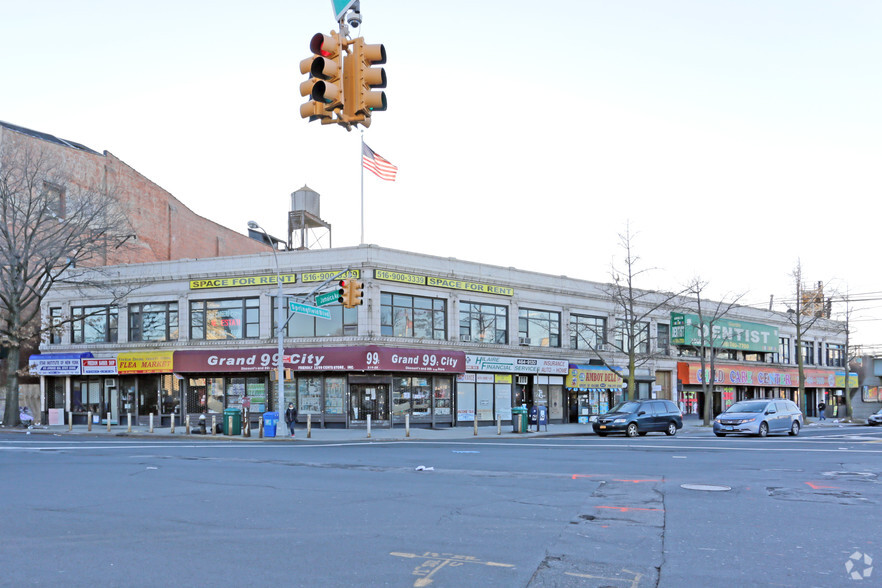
<box><xmin>566</xmin><ymin>365</ymin><xmax>625</xmax><ymax>422</ymax></box>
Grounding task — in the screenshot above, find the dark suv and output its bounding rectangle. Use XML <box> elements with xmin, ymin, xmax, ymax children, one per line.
<box><xmin>593</xmin><ymin>400</ymin><xmax>683</xmax><ymax>437</ymax></box>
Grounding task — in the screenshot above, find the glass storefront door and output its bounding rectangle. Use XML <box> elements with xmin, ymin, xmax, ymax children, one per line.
<box><xmin>349</xmin><ymin>384</ymin><xmax>388</xmax><ymax>424</ymax></box>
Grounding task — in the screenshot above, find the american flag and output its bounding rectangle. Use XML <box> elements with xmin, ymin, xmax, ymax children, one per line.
<box><xmin>362</xmin><ymin>142</ymin><xmax>398</xmax><ymax>181</ymax></box>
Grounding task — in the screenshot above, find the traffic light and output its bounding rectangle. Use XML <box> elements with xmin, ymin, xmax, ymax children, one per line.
<box><xmin>337</xmin><ymin>280</ymin><xmax>350</xmax><ymax>305</ymax></box>
<box><xmin>349</xmin><ymin>279</ymin><xmax>364</xmax><ymax>307</ymax></box>
<box><xmin>300</xmin><ymin>32</ymin><xmax>344</xmax><ymax>122</ymax></box>
<box><xmin>343</xmin><ymin>38</ymin><xmax>386</xmax><ymax>125</ymax></box>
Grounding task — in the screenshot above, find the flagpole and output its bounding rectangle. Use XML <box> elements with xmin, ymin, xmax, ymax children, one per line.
<box><xmin>360</xmin><ymin>131</ymin><xmax>365</xmax><ymax>245</ymax></box>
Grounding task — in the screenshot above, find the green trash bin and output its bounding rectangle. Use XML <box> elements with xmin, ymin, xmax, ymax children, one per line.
<box><xmin>511</xmin><ymin>406</ymin><xmax>528</xmax><ymax>433</ymax></box>
<box><xmin>223</xmin><ymin>408</ymin><xmax>242</xmax><ymax>436</ymax></box>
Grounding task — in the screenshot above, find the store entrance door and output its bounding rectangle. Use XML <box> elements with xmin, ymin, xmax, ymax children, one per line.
<box><xmin>349</xmin><ymin>384</ymin><xmax>389</xmax><ymax>426</ymax></box>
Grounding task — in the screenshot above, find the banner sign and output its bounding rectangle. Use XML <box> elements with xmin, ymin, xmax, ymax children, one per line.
<box><xmin>29</xmin><ymin>353</ymin><xmax>92</xmax><ymax>376</ymax></box>
<box><xmin>670</xmin><ymin>313</ymin><xmax>778</xmax><ymax>353</ymax></box>
<box><xmin>81</xmin><ymin>358</ymin><xmax>118</xmax><ymax>375</ymax></box>
<box><xmin>566</xmin><ymin>366</ymin><xmax>624</xmax><ymax>390</ymax></box>
<box><xmin>189</xmin><ymin>274</ymin><xmax>297</xmax><ymax>290</ymax></box>
<box><xmin>465</xmin><ymin>355</ymin><xmax>569</xmax><ymax>375</ymax></box>
<box><xmin>174</xmin><ymin>346</ymin><xmax>466</xmax><ymax>374</ymax></box>
<box><xmin>301</xmin><ymin>269</ymin><xmax>360</xmax><ymax>283</ymax></box>
<box><xmin>677</xmin><ymin>362</ymin><xmax>858</xmax><ymax>388</ymax></box>
<box><xmin>117</xmin><ymin>351</ymin><xmax>174</xmax><ymax>374</ymax></box>
<box><xmin>374</xmin><ymin>268</ymin><xmax>513</xmax><ymax>296</ymax></box>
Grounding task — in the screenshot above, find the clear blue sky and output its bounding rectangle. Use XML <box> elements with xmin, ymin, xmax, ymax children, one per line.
<box><xmin>3</xmin><ymin>0</ymin><xmax>881</xmax><ymax>348</ymax></box>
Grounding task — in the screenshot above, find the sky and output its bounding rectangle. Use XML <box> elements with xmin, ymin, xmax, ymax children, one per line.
<box><xmin>3</xmin><ymin>0</ymin><xmax>881</xmax><ymax>350</ymax></box>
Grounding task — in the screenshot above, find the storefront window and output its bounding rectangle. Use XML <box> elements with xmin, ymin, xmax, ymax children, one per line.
<box><xmin>129</xmin><ymin>302</ymin><xmax>179</xmax><ymax>342</ymax></box>
<box><xmin>190</xmin><ymin>298</ymin><xmax>259</xmax><ymax>340</ymax></box>
<box><xmin>459</xmin><ymin>302</ymin><xmax>507</xmax><ymax>344</ymax></box>
<box><xmin>393</xmin><ymin>377</ymin><xmax>432</xmax><ymax>418</ymax></box>
<box><xmin>160</xmin><ymin>374</ymin><xmax>180</xmax><ymax>414</ymax></box>
<box><xmin>274</xmin><ymin>299</ymin><xmax>357</xmax><ymax>337</ymax></box>
<box><xmin>380</xmin><ymin>293</ymin><xmax>447</xmax><ymax>340</ymax></box>
<box><xmin>519</xmin><ymin>309</ymin><xmax>560</xmax><ymax>347</ymax></box>
<box><xmin>298</xmin><ymin>376</ymin><xmax>322</xmax><ymax>415</ymax></box>
<box><xmin>324</xmin><ymin>377</ymin><xmax>345</xmax><ymax>415</ymax></box>
<box><xmin>72</xmin><ymin>305</ymin><xmax>118</xmax><ymax>343</ymax></box>
<box><xmin>570</xmin><ymin>314</ymin><xmax>605</xmax><ymax>350</ymax></box>
<box><xmin>434</xmin><ymin>378</ymin><xmax>452</xmax><ymax>418</ymax></box>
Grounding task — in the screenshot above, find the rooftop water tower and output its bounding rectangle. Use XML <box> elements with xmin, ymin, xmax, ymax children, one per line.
<box><xmin>287</xmin><ymin>185</ymin><xmax>332</xmax><ymax>250</ymax></box>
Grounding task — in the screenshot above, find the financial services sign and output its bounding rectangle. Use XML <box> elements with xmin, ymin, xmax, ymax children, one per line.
<box><xmin>670</xmin><ymin>313</ymin><xmax>778</xmax><ymax>353</ymax></box>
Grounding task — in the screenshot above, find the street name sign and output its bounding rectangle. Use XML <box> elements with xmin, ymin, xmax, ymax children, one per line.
<box><xmin>315</xmin><ymin>291</ymin><xmax>340</xmax><ymax>307</ymax></box>
<box><xmin>289</xmin><ymin>301</ymin><xmax>332</xmax><ymax>320</ymax></box>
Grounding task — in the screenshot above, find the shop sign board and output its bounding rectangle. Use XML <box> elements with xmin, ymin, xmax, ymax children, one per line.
<box><xmin>174</xmin><ymin>346</ymin><xmax>466</xmax><ymax>374</ymax></box>
<box><xmin>566</xmin><ymin>366</ymin><xmax>624</xmax><ymax>390</ymax></box>
<box><xmin>670</xmin><ymin>313</ymin><xmax>778</xmax><ymax>353</ymax></box>
<box><xmin>117</xmin><ymin>351</ymin><xmax>174</xmax><ymax>374</ymax></box>
<box><xmin>465</xmin><ymin>355</ymin><xmax>569</xmax><ymax>375</ymax></box>
<box><xmin>374</xmin><ymin>268</ymin><xmax>513</xmax><ymax>296</ymax></box>
<box><xmin>189</xmin><ymin>274</ymin><xmax>297</xmax><ymax>290</ymax></box>
<box><xmin>676</xmin><ymin>362</ymin><xmax>858</xmax><ymax>388</ymax></box>
<box><xmin>29</xmin><ymin>353</ymin><xmax>91</xmax><ymax>376</ymax></box>
<box><xmin>81</xmin><ymin>358</ymin><xmax>118</xmax><ymax>375</ymax></box>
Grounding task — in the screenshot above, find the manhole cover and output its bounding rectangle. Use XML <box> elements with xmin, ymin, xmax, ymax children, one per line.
<box><xmin>681</xmin><ymin>483</ymin><xmax>731</xmax><ymax>492</ymax></box>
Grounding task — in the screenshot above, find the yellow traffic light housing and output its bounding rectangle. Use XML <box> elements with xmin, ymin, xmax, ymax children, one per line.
<box><xmin>350</xmin><ymin>279</ymin><xmax>364</xmax><ymax>307</ymax></box>
<box><xmin>300</xmin><ymin>32</ymin><xmax>344</xmax><ymax>122</ymax></box>
<box><xmin>337</xmin><ymin>280</ymin><xmax>350</xmax><ymax>305</ymax></box>
<box><xmin>343</xmin><ymin>38</ymin><xmax>386</xmax><ymax>125</ymax></box>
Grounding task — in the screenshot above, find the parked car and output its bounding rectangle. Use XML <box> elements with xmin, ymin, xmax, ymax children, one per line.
<box><xmin>593</xmin><ymin>400</ymin><xmax>683</xmax><ymax>437</ymax></box>
<box><xmin>868</xmin><ymin>408</ymin><xmax>882</xmax><ymax>426</ymax></box>
<box><xmin>713</xmin><ymin>399</ymin><xmax>803</xmax><ymax>437</ymax></box>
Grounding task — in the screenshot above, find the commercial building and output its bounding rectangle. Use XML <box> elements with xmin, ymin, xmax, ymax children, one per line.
<box><xmin>33</xmin><ymin>244</ymin><xmax>853</xmax><ymax>428</ymax></box>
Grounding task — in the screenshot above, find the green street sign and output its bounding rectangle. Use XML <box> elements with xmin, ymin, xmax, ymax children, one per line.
<box><xmin>332</xmin><ymin>0</ymin><xmax>357</xmax><ymax>21</ymax></box>
<box><xmin>315</xmin><ymin>290</ymin><xmax>340</xmax><ymax>307</ymax></box>
<box><xmin>289</xmin><ymin>301</ymin><xmax>332</xmax><ymax>320</ymax></box>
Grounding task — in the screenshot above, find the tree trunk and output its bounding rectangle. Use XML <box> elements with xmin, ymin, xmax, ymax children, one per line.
<box><xmin>3</xmin><ymin>345</ymin><xmax>21</xmax><ymax>427</ymax></box>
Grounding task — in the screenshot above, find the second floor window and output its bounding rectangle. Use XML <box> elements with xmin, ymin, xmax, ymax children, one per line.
<box><xmin>801</xmin><ymin>341</ymin><xmax>815</xmax><ymax>365</ymax></box>
<box><xmin>190</xmin><ymin>298</ymin><xmax>259</xmax><ymax>340</ymax></box>
<box><xmin>613</xmin><ymin>320</ymin><xmax>649</xmax><ymax>354</ymax></box>
<box><xmin>381</xmin><ymin>293</ymin><xmax>447</xmax><ymax>340</ymax></box>
<box><xmin>519</xmin><ymin>309</ymin><xmax>560</xmax><ymax>347</ymax></box>
<box><xmin>129</xmin><ymin>302</ymin><xmax>179</xmax><ymax>342</ymax></box>
<box><xmin>459</xmin><ymin>302</ymin><xmax>507</xmax><ymax>344</ymax></box>
<box><xmin>826</xmin><ymin>343</ymin><xmax>844</xmax><ymax>368</ymax></box>
<box><xmin>72</xmin><ymin>305</ymin><xmax>118</xmax><ymax>343</ymax></box>
<box><xmin>775</xmin><ymin>337</ymin><xmax>791</xmax><ymax>364</ymax></box>
<box><xmin>570</xmin><ymin>315</ymin><xmax>605</xmax><ymax>350</ymax></box>
<box><xmin>656</xmin><ymin>323</ymin><xmax>670</xmax><ymax>355</ymax></box>
<box><xmin>274</xmin><ymin>297</ymin><xmax>357</xmax><ymax>337</ymax></box>
<box><xmin>49</xmin><ymin>307</ymin><xmax>63</xmax><ymax>344</ymax></box>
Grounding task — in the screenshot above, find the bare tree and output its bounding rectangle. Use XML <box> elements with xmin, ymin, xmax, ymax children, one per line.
<box><xmin>679</xmin><ymin>278</ymin><xmax>746</xmax><ymax>426</ymax></box>
<box><xmin>783</xmin><ymin>260</ymin><xmax>823</xmax><ymax>421</ymax></box>
<box><xmin>576</xmin><ymin>224</ymin><xmax>681</xmax><ymax>401</ymax></box>
<box><xmin>1</xmin><ymin>143</ymin><xmax>133</xmax><ymax>426</ymax></box>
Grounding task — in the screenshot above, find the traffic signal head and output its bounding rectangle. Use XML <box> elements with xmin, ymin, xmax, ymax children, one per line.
<box><xmin>337</xmin><ymin>279</ymin><xmax>349</xmax><ymax>305</ymax></box>
<box><xmin>343</xmin><ymin>38</ymin><xmax>387</xmax><ymax>124</ymax></box>
<box><xmin>300</xmin><ymin>32</ymin><xmax>344</xmax><ymax>122</ymax></box>
<box><xmin>350</xmin><ymin>279</ymin><xmax>364</xmax><ymax>307</ymax></box>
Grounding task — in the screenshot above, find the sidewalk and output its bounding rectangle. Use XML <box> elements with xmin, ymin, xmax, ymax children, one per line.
<box><xmin>3</xmin><ymin>414</ymin><xmax>862</xmax><ymax>442</ymax></box>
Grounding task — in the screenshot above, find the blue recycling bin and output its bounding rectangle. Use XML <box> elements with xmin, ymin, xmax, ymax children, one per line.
<box><xmin>263</xmin><ymin>412</ymin><xmax>278</xmax><ymax>438</ymax></box>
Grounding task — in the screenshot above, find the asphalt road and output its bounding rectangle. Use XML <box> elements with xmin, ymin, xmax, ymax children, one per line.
<box><xmin>2</xmin><ymin>427</ymin><xmax>881</xmax><ymax>587</ymax></box>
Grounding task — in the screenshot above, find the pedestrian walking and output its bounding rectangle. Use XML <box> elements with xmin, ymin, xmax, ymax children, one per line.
<box><xmin>818</xmin><ymin>401</ymin><xmax>826</xmax><ymax>421</ymax></box>
<box><xmin>285</xmin><ymin>402</ymin><xmax>298</xmax><ymax>437</ymax></box>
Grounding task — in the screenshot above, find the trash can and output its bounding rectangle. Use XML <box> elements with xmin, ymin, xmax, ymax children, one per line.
<box><xmin>511</xmin><ymin>406</ymin><xmax>528</xmax><ymax>433</ymax></box>
<box><xmin>263</xmin><ymin>412</ymin><xmax>278</xmax><ymax>438</ymax></box>
<box><xmin>223</xmin><ymin>408</ymin><xmax>241</xmax><ymax>436</ymax></box>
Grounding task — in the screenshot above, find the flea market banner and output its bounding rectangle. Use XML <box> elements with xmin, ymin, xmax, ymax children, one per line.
<box><xmin>670</xmin><ymin>313</ymin><xmax>778</xmax><ymax>353</ymax></box>
<box><xmin>677</xmin><ymin>362</ymin><xmax>858</xmax><ymax>388</ymax></box>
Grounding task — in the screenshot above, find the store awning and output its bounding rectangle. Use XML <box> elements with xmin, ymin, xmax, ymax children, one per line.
<box><xmin>28</xmin><ymin>352</ymin><xmax>93</xmax><ymax>376</ymax></box>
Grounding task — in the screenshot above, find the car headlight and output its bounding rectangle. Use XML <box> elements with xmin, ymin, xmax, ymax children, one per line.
<box><xmin>613</xmin><ymin>418</ymin><xmax>626</xmax><ymax>423</ymax></box>
<box><xmin>714</xmin><ymin>419</ymin><xmax>722</xmax><ymax>423</ymax></box>
<box><xmin>739</xmin><ymin>418</ymin><xmax>756</xmax><ymax>424</ymax></box>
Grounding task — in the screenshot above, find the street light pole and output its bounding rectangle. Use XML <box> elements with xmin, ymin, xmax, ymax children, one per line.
<box><xmin>248</xmin><ymin>221</ymin><xmax>285</xmax><ymax>418</ymax></box>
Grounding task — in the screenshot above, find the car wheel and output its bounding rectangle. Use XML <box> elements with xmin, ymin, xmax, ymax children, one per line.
<box><xmin>714</xmin><ymin>432</ymin><xmax>726</xmax><ymax>437</ymax></box>
<box><xmin>789</xmin><ymin>421</ymin><xmax>800</xmax><ymax>436</ymax></box>
<box><xmin>665</xmin><ymin>422</ymin><xmax>677</xmax><ymax>436</ymax></box>
<box><xmin>758</xmin><ymin>422</ymin><xmax>769</xmax><ymax>437</ymax></box>
<box><xmin>626</xmin><ymin>423</ymin><xmax>639</xmax><ymax>437</ymax></box>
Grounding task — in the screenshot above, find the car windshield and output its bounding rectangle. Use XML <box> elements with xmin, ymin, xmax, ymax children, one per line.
<box><xmin>726</xmin><ymin>401</ymin><xmax>769</xmax><ymax>413</ymax></box>
<box><xmin>607</xmin><ymin>401</ymin><xmax>641</xmax><ymax>414</ymax></box>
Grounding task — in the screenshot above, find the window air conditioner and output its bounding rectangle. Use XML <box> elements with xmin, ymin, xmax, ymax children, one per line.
<box><xmin>519</xmin><ymin>337</ymin><xmax>531</xmax><ymax>346</ymax></box>
<box><xmin>517</xmin><ymin>376</ymin><xmax>529</xmax><ymax>385</ymax></box>
<box><xmin>105</xmin><ymin>378</ymin><xmax>117</xmax><ymax>388</ymax></box>
<box><xmin>460</xmin><ymin>335</ymin><xmax>471</xmax><ymax>342</ymax></box>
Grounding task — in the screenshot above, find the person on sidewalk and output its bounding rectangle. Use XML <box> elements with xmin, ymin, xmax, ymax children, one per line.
<box><xmin>818</xmin><ymin>401</ymin><xmax>826</xmax><ymax>421</ymax></box>
<box><xmin>285</xmin><ymin>402</ymin><xmax>298</xmax><ymax>437</ymax></box>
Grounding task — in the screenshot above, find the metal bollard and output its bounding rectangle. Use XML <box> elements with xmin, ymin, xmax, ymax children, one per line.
<box><xmin>258</xmin><ymin>416</ymin><xmax>264</xmax><ymax>438</ymax></box>
<box><xmin>170</xmin><ymin>414</ymin><xmax>175</xmax><ymax>435</ymax></box>
<box><xmin>474</xmin><ymin>415</ymin><xmax>479</xmax><ymax>436</ymax></box>
<box><xmin>307</xmin><ymin>414</ymin><xmax>312</xmax><ymax>439</ymax></box>
<box><xmin>406</xmin><ymin>413</ymin><xmax>410</xmax><ymax>438</ymax></box>
<box><xmin>149</xmin><ymin>413</ymin><xmax>154</xmax><ymax>433</ymax></box>
<box><xmin>127</xmin><ymin>412</ymin><xmax>132</xmax><ymax>433</ymax></box>
<box><xmin>88</xmin><ymin>411</ymin><xmax>93</xmax><ymax>432</ymax></box>
<box><xmin>107</xmin><ymin>412</ymin><xmax>111</xmax><ymax>432</ymax></box>
<box><xmin>497</xmin><ymin>415</ymin><xmax>501</xmax><ymax>435</ymax></box>
<box><xmin>68</xmin><ymin>412</ymin><xmax>73</xmax><ymax>432</ymax></box>
<box><xmin>211</xmin><ymin>415</ymin><xmax>217</xmax><ymax>436</ymax></box>
<box><xmin>185</xmin><ymin>414</ymin><xmax>190</xmax><ymax>435</ymax></box>
<box><xmin>367</xmin><ymin>414</ymin><xmax>371</xmax><ymax>438</ymax></box>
